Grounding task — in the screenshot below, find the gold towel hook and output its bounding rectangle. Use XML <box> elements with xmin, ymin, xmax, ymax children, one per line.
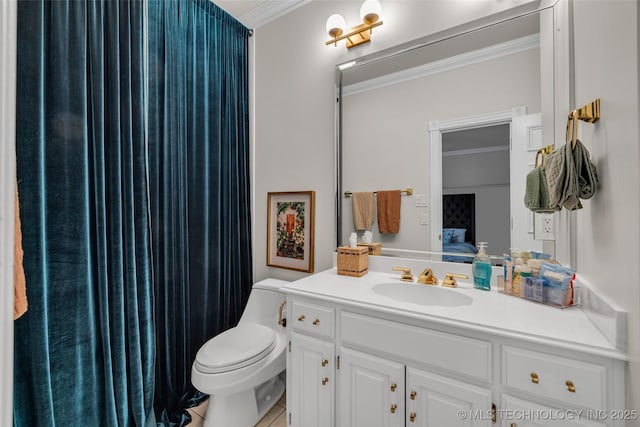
<box><xmin>567</xmin><ymin>98</ymin><xmax>601</xmax><ymax>150</ymax></box>
<box><xmin>535</xmin><ymin>144</ymin><xmax>554</xmax><ymax>168</ymax></box>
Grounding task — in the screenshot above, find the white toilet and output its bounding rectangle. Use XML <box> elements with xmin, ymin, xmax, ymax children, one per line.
<box><xmin>191</xmin><ymin>278</ymin><xmax>289</xmax><ymax>427</ymax></box>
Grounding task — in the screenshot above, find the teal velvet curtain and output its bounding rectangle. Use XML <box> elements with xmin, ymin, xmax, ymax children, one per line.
<box><xmin>14</xmin><ymin>1</ymin><xmax>155</xmax><ymax>426</ymax></box>
<box><xmin>147</xmin><ymin>0</ymin><xmax>253</xmax><ymax>424</ymax></box>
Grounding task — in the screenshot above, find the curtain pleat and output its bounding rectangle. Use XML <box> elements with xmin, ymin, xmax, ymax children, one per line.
<box><xmin>14</xmin><ymin>1</ymin><xmax>155</xmax><ymax>426</ymax></box>
<box><xmin>147</xmin><ymin>0</ymin><xmax>252</xmax><ymax>424</ymax></box>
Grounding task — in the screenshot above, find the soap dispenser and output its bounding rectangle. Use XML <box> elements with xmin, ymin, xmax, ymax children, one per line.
<box><xmin>472</xmin><ymin>242</ymin><xmax>492</xmax><ymax>291</ymax></box>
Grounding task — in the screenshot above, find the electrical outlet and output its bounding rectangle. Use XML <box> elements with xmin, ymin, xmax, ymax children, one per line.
<box><xmin>534</xmin><ymin>213</ymin><xmax>554</xmax><ymax>240</ymax></box>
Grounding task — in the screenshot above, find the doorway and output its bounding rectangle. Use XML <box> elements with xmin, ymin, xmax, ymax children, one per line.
<box><xmin>429</xmin><ymin>107</ymin><xmax>544</xmax><ymax>258</ymax></box>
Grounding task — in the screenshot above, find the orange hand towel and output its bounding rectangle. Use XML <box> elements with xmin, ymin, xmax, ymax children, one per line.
<box><xmin>377</xmin><ymin>190</ymin><xmax>401</xmax><ymax>234</ymax></box>
<box><xmin>352</xmin><ymin>192</ymin><xmax>375</xmax><ymax>231</ymax></box>
<box><xmin>14</xmin><ymin>184</ymin><xmax>27</xmax><ymax>320</ymax></box>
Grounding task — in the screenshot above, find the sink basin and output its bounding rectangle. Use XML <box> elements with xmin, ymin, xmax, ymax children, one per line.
<box><xmin>372</xmin><ymin>282</ymin><xmax>473</xmax><ymax>307</ymax></box>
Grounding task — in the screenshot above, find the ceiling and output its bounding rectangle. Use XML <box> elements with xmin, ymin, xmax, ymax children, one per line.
<box><xmin>213</xmin><ymin>0</ymin><xmax>310</xmax><ymax>29</ymax></box>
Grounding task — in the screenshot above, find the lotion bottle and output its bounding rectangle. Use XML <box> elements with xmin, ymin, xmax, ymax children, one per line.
<box><xmin>472</xmin><ymin>242</ymin><xmax>492</xmax><ymax>291</ymax></box>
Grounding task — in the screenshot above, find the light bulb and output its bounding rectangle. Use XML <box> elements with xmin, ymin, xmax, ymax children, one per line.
<box><xmin>326</xmin><ymin>14</ymin><xmax>346</xmax><ymax>38</ymax></box>
<box><xmin>360</xmin><ymin>0</ymin><xmax>382</xmax><ymax>24</ymax></box>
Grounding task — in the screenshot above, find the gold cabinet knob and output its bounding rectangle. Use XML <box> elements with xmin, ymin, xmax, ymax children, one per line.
<box><xmin>312</xmin><ymin>318</ymin><xmax>320</xmax><ymax>325</ymax></box>
<box><xmin>321</xmin><ymin>359</ymin><xmax>329</xmax><ymax>367</ymax></box>
<box><xmin>409</xmin><ymin>412</ymin><xmax>416</xmax><ymax>422</ymax></box>
<box><xmin>409</xmin><ymin>390</ymin><xmax>417</xmax><ymax>400</ymax></box>
<box><xmin>511</xmin><ymin>423</ymin><xmax>517</xmax><ymax>427</ymax></box>
<box><xmin>390</xmin><ymin>404</ymin><xmax>397</xmax><ymax>414</ymax></box>
<box><xmin>566</xmin><ymin>380</ymin><xmax>576</xmax><ymax>393</ymax></box>
<box><xmin>390</xmin><ymin>383</ymin><xmax>397</xmax><ymax>392</ymax></box>
<box><xmin>297</xmin><ymin>315</ymin><xmax>305</xmax><ymax>322</ymax></box>
<box><xmin>321</xmin><ymin>377</ymin><xmax>329</xmax><ymax>386</ymax></box>
<box><xmin>530</xmin><ymin>372</ymin><xmax>539</xmax><ymax>384</ymax></box>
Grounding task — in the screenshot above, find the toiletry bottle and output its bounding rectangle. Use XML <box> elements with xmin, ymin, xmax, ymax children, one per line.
<box><xmin>519</xmin><ymin>266</ymin><xmax>531</xmax><ymax>297</ymax></box>
<box><xmin>503</xmin><ymin>253</ymin><xmax>513</xmax><ymax>294</ymax></box>
<box><xmin>512</xmin><ymin>264</ymin><xmax>522</xmax><ymax>296</ymax></box>
<box><xmin>472</xmin><ymin>242</ymin><xmax>492</xmax><ymax>291</ymax></box>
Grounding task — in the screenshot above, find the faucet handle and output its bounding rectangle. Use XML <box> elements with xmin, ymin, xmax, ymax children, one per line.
<box><xmin>417</xmin><ymin>268</ymin><xmax>438</xmax><ymax>285</ymax></box>
<box><xmin>392</xmin><ymin>267</ymin><xmax>414</xmax><ymax>282</ymax></box>
<box><xmin>442</xmin><ymin>273</ymin><xmax>468</xmax><ymax>288</ymax></box>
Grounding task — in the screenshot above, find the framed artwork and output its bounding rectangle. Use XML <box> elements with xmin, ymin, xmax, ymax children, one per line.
<box><xmin>267</xmin><ymin>191</ymin><xmax>315</xmax><ymax>273</ymax></box>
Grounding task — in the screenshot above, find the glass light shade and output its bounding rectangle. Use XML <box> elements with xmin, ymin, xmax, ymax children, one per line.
<box><xmin>360</xmin><ymin>0</ymin><xmax>382</xmax><ymax>24</ymax></box>
<box><xmin>326</xmin><ymin>14</ymin><xmax>346</xmax><ymax>38</ymax></box>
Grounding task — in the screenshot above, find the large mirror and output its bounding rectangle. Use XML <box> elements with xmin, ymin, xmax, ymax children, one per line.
<box><xmin>336</xmin><ymin>2</ymin><xmax>566</xmax><ymax>263</ymax></box>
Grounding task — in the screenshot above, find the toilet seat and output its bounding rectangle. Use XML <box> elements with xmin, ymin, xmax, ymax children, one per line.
<box><xmin>195</xmin><ymin>324</ymin><xmax>276</xmax><ymax>374</ymax></box>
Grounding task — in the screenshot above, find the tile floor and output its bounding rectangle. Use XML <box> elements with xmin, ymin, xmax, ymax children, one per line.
<box><xmin>186</xmin><ymin>392</ymin><xmax>286</xmax><ymax>427</ymax></box>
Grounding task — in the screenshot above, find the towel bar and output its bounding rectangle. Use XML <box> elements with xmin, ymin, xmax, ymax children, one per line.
<box><xmin>344</xmin><ymin>188</ymin><xmax>413</xmax><ymax>198</ymax></box>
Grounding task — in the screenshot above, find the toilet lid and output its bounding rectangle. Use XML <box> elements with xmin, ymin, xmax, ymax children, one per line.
<box><xmin>195</xmin><ymin>324</ymin><xmax>276</xmax><ymax>374</ymax></box>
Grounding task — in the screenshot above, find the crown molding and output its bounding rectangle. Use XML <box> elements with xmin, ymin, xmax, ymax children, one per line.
<box><xmin>343</xmin><ymin>33</ymin><xmax>540</xmax><ymax>97</ymax></box>
<box><xmin>240</xmin><ymin>0</ymin><xmax>311</xmax><ymax>29</ymax></box>
<box><xmin>442</xmin><ymin>145</ymin><xmax>509</xmax><ymax>157</ymax></box>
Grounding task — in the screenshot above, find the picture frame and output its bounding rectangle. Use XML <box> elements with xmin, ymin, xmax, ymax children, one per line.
<box><xmin>267</xmin><ymin>191</ymin><xmax>315</xmax><ymax>273</ymax></box>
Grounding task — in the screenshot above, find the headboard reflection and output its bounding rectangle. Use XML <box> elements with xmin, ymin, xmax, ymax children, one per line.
<box><xmin>443</xmin><ymin>193</ymin><xmax>476</xmax><ymax>246</ymax></box>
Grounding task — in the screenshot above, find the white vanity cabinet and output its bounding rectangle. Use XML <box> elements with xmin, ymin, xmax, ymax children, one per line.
<box><xmin>499</xmin><ymin>346</ymin><xmax>617</xmax><ymax>427</ymax></box>
<box><xmin>287</xmin><ymin>298</ymin><xmax>336</xmax><ymax>427</ymax></box>
<box><xmin>338</xmin><ymin>347</ymin><xmax>405</xmax><ymax>427</ymax></box>
<box><xmin>284</xmin><ymin>273</ymin><xmax>625</xmax><ymax>427</ymax></box>
<box><xmin>289</xmin><ymin>332</ymin><xmax>334</xmax><ymax>427</ymax></box>
<box><xmin>406</xmin><ymin>367</ymin><xmax>492</xmax><ymax>427</ymax></box>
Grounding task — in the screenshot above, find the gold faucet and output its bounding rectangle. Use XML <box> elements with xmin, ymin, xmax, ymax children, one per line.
<box><xmin>417</xmin><ymin>268</ymin><xmax>438</xmax><ymax>285</ymax></box>
<box><xmin>442</xmin><ymin>273</ymin><xmax>468</xmax><ymax>288</ymax></box>
<box><xmin>392</xmin><ymin>267</ymin><xmax>414</xmax><ymax>282</ymax></box>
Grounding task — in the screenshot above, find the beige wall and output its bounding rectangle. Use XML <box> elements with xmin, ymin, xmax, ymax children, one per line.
<box><xmin>571</xmin><ymin>0</ymin><xmax>640</xmax><ymax>416</ymax></box>
<box><xmin>253</xmin><ymin>0</ymin><xmax>640</xmax><ymax>416</ymax></box>
<box><xmin>253</xmin><ymin>0</ymin><xmax>538</xmax><ymax>281</ymax></box>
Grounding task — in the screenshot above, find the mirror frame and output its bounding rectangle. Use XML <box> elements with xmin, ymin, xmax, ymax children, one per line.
<box><xmin>334</xmin><ymin>0</ymin><xmax>575</xmax><ymax>267</ymax></box>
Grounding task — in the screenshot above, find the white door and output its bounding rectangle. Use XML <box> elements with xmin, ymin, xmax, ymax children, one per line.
<box><xmin>337</xmin><ymin>347</ymin><xmax>405</xmax><ymax>427</ymax></box>
<box><xmin>510</xmin><ymin>113</ymin><xmax>544</xmax><ymax>252</ymax></box>
<box><xmin>406</xmin><ymin>367</ymin><xmax>492</xmax><ymax>427</ymax></box>
<box><xmin>290</xmin><ymin>332</ymin><xmax>334</xmax><ymax>427</ymax></box>
<box><xmin>501</xmin><ymin>395</ymin><xmax>607</xmax><ymax>427</ymax></box>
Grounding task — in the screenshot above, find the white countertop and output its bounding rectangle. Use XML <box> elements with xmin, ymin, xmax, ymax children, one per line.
<box><xmin>282</xmin><ymin>268</ymin><xmax>626</xmax><ymax>360</ymax></box>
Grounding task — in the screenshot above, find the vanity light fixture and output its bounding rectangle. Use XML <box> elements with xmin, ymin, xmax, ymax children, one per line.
<box><xmin>325</xmin><ymin>0</ymin><xmax>383</xmax><ymax>49</ymax></box>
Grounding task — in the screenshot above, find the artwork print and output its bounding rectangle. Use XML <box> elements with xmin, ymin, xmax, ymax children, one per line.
<box><xmin>276</xmin><ymin>201</ymin><xmax>306</xmax><ymax>260</ymax></box>
<box><xmin>267</xmin><ymin>191</ymin><xmax>315</xmax><ymax>272</ymax></box>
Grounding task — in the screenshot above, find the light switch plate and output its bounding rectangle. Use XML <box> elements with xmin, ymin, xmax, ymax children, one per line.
<box><xmin>415</xmin><ymin>194</ymin><xmax>428</xmax><ymax>207</ymax></box>
<box><xmin>420</xmin><ymin>213</ymin><xmax>429</xmax><ymax>226</ymax></box>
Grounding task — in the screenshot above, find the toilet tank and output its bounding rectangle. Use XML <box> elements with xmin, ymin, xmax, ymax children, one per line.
<box><xmin>239</xmin><ymin>279</ymin><xmax>289</xmax><ymax>330</ymax></box>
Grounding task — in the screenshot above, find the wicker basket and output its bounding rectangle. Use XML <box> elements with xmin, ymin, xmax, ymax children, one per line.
<box><xmin>358</xmin><ymin>242</ymin><xmax>382</xmax><ymax>256</ymax></box>
<box><xmin>337</xmin><ymin>246</ymin><xmax>369</xmax><ymax>277</ymax></box>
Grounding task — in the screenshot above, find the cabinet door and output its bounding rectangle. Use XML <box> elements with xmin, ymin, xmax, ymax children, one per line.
<box><xmin>501</xmin><ymin>395</ymin><xmax>607</xmax><ymax>427</ymax></box>
<box><xmin>337</xmin><ymin>347</ymin><xmax>405</xmax><ymax>427</ymax></box>
<box><xmin>290</xmin><ymin>332</ymin><xmax>334</xmax><ymax>427</ymax></box>
<box><xmin>407</xmin><ymin>367</ymin><xmax>492</xmax><ymax>427</ymax></box>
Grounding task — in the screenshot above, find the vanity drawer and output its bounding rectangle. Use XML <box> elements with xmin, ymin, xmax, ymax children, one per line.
<box><xmin>502</xmin><ymin>346</ymin><xmax>606</xmax><ymax>409</ymax></box>
<box><xmin>340</xmin><ymin>312</ymin><xmax>491</xmax><ymax>382</ymax></box>
<box><xmin>291</xmin><ymin>300</ymin><xmax>334</xmax><ymax>339</ymax></box>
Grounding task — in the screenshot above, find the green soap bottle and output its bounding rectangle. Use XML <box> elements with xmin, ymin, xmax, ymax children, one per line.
<box><xmin>472</xmin><ymin>242</ymin><xmax>492</xmax><ymax>291</ymax></box>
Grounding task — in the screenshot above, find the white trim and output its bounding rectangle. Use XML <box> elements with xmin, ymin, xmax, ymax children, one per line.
<box><xmin>0</xmin><ymin>1</ymin><xmax>17</xmax><ymax>425</ymax></box>
<box><xmin>429</xmin><ymin>108</ymin><xmax>525</xmax><ymax>252</ymax></box>
<box><xmin>442</xmin><ymin>145</ymin><xmax>509</xmax><ymax>158</ymax></box>
<box><xmin>343</xmin><ymin>34</ymin><xmax>540</xmax><ymax>97</ymax></box>
<box><xmin>239</xmin><ymin>0</ymin><xmax>310</xmax><ymax>29</ymax></box>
